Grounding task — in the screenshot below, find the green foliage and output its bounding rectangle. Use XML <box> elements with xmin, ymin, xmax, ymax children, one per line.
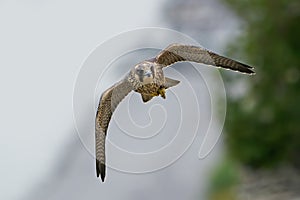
<box><xmin>208</xmin><ymin>159</ymin><xmax>239</xmax><ymax>193</ymax></box>
<box><xmin>221</xmin><ymin>0</ymin><xmax>300</xmax><ymax>167</ymax></box>
<box><xmin>207</xmin><ymin>159</ymin><xmax>239</xmax><ymax>200</ymax></box>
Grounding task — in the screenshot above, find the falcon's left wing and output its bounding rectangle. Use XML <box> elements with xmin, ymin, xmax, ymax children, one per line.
<box><xmin>95</xmin><ymin>79</ymin><xmax>133</xmax><ymax>182</ymax></box>
<box><xmin>155</xmin><ymin>43</ymin><xmax>255</xmax><ymax>74</ymax></box>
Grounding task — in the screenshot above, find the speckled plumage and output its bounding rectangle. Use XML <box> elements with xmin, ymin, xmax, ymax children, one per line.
<box><xmin>95</xmin><ymin>43</ymin><xmax>255</xmax><ymax>182</ymax></box>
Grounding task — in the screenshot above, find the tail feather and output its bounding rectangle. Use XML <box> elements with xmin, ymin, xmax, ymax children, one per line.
<box><xmin>164</xmin><ymin>77</ymin><xmax>180</xmax><ymax>89</ymax></box>
<box><xmin>141</xmin><ymin>94</ymin><xmax>154</xmax><ymax>103</ymax></box>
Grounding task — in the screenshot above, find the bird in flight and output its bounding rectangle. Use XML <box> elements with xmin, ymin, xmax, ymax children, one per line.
<box><xmin>95</xmin><ymin>43</ymin><xmax>255</xmax><ymax>182</ymax></box>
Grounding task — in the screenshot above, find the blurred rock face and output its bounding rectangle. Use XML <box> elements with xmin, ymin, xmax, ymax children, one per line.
<box><xmin>237</xmin><ymin>166</ymin><xmax>300</xmax><ymax>200</ymax></box>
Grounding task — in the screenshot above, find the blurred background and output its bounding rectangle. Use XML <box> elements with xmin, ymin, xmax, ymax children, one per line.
<box><xmin>1</xmin><ymin>0</ymin><xmax>299</xmax><ymax>200</ymax></box>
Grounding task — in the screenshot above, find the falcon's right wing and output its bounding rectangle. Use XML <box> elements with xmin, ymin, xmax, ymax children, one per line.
<box><xmin>95</xmin><ymin>79</ymin><xmax>133</xmax><ymax>182</ymax></box>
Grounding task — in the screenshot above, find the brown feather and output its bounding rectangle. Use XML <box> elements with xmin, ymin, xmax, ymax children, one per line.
<box><xmin>95</xmin><ymin>79</ymin><xmax>133</xmax><ymax>182</ymax></box>
<box><xmin>155</xmin><ymin>43</ymin><xmax>255</xmax><ymax>74</ymax></box>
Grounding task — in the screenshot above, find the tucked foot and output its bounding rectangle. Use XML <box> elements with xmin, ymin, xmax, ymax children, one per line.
<box><xmin>158</xmin><ymin>88</ymin><xmax>166</xmax><ymax>99</ymax></box>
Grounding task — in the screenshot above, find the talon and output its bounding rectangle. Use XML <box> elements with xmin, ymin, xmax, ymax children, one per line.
<box><xmin>158</xmin><ymin>88</ymin><xmax>166</xmax><ymax>99</ymax></box>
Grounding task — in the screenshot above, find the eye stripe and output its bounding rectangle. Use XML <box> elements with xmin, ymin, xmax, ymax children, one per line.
<box><xmin>150</xmin><ymin>65</ymin><xmax>155</xmax><ymax>75</ymax></box>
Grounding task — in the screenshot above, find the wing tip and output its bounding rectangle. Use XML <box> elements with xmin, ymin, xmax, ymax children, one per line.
<box><xmin>241</xmin><ymin>67</ymin><xmax>256</xmax><ymax>75</ymax></box>
<box><xmin>96</xmin><ymin>160</ymin><xmax>106</xmax><ymax>182</ymax></box>
<box><xmin>220</xmin><ymin>64</ymin><xmax>255</xmax><ymax>75</ymax></box>
<box><xmin>236</xmin><ymin>61</ymin><xmax>256</xmax><ymax>74</ymax></box>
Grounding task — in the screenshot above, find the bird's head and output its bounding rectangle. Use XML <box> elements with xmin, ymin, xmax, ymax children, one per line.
<box><xmin>133</xmin><ymin>62</ymin><xmax>155</xmax><ymax>84</ymax></box>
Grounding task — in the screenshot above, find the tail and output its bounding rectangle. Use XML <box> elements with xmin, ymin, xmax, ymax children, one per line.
<box><xmin>164</xmin><ymin>77</ymin><xmax>180</xmax><ymax>89</ymax></box>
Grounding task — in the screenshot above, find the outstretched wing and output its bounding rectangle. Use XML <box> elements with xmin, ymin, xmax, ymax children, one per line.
<box><xmin>155</xmin><ymin>43</ymin><xmax>255</xmax><ymax>74</ymax></box>
<box><xmin>95</xmin><ymin>79</ymin><xmax>133</xmax><ymax>182</ymax></box>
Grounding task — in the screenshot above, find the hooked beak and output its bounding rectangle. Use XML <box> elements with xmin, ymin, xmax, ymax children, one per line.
<box><xmin>144</xmin><ymin>71</ymin><xmax>152</xmax><ymax>77</ymax></box>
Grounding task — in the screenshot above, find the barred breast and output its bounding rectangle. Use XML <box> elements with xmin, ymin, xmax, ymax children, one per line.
<box><xmin>135</xmin><ymin>83</ymin><xmax>161</xmax><ymax>95</ymax></box>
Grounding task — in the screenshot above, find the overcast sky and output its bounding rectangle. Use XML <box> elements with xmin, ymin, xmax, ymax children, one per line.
<box><xmin>0</xmin><ymin>1</ymin><xmax>165</xmax><ymax>199</ymax></box>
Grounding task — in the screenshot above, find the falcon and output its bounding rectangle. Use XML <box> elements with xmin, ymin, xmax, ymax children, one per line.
<box><xmin>95</xmin><ymin>43</ymin><xmax>255</xmax><ymax>182</ymax></box>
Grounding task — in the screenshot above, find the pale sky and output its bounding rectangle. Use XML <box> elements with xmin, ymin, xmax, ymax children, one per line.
<box><xmin>0</xmin><ymin>0</ymin><xmax>165</xmax><ymax>199</ymax></box>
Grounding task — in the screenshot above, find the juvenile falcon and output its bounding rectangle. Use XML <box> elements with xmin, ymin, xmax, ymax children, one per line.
<box><xmin>95</xmin><ymin>43</ymin><xmax>255</xmax><ymax>182</ymax></box>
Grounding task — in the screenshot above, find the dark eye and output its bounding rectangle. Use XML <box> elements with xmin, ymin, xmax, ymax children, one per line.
<box><xmin>136</xmin><ymin>68</ymin><xmax>143</xmax><ymax>74</ymax></box>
